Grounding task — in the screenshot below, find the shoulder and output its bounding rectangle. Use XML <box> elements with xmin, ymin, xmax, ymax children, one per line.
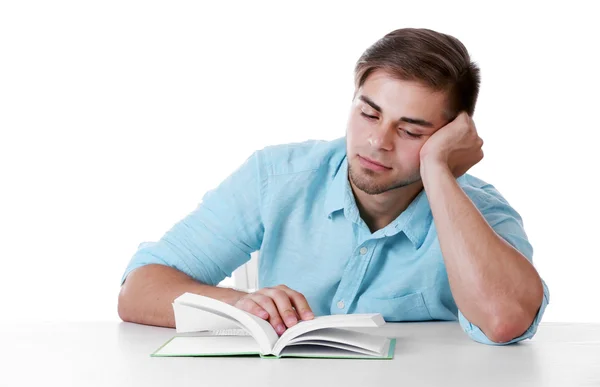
<box><xmin>257</xmin><ymin>137</ymin><xmax>346</xmax><ymax>177</ymax></box>
<box><xmin>458</xmin><ymin>174</ymin><xmax>507</xmax><ymax>204</ymax></box>
<box><xmin>457</xmin><ymin>173</ymin><xmax>523</xmax><ymax>223</ymax></box>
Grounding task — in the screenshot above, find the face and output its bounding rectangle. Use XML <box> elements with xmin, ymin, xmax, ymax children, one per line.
<box><xmin>346</xmin><ymin>70</ymin><xmax>450</xmax><ymax>195</ymax></box>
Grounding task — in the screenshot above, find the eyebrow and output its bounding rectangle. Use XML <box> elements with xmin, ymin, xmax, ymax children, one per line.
<box><xmin>358</xmin><ymin>95</ymin><xmax>435</xmax><ymax>128</ymax></box>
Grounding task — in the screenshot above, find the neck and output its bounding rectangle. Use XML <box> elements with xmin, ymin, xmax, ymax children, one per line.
<box><xmin>349</xmin><ymin>179</ymin><xmax>424</xmax><ymax>233</ymax></box>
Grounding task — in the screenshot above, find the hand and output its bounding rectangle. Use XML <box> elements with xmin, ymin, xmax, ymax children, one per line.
<box><xmin>232</xmin><ymin>284</ymin><xmax>314</xmax><ymax>335</ymax></box>
<box><xmin>419</xmin><ymin>111</ymin><xmax>484</xmax><ymax>177</ymax></box>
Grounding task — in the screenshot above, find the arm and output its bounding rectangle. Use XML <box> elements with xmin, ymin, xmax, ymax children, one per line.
<box><xmin>421</xmin><ymin>162</ymin><xmax>544</xmax><ymax>343</ymax></box>
<box><xmin>118</xmin><ymin>264</ymin><xmax>314</xmax><ymax>333</ymax></box>
<box><xmin>117</xmin><ymin>151</ymin><xmax>266</xmax><ymax>327</ymax></box>
<box><xmin>118</xmin><ymin>264</ymin><xmax>246</xmax><ymax>328</ymax></box>
<box><xmin>419</xmin><ymin>112</ymin><xmax>546</xmax><ymax>343</ymax></box>
<box><xmin>117</xmin><ymin>150</ymin><xmax>314</xmax><ymax>332</ymax></box>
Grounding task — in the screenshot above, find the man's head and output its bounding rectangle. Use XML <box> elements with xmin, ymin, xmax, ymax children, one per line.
<box><xmin>346</xmin><ymin>28</ymin><xmax>480</xmax><ymax>195</ymax></box>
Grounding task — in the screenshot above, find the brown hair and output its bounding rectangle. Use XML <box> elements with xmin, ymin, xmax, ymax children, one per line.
<box><xmin>354</xmin><ymin>28</ymin><xmax>480</xmax><ymax>120</ymax></box>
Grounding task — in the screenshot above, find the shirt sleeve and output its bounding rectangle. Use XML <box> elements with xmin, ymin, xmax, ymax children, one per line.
<box><xmin>457</xmin><ymin>183</ymin><xmax>551</xmax><ymax>345</ymax></box>
<box><xmin>120</xmin><ymin>151</ymin><xmax>267</xmax><ymax>286</ymax></box>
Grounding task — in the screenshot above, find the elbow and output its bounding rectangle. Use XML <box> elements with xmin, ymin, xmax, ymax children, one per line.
<box><xmin>118</xmin><ymin>267</ymin><xmax>147</xmax><ymax>324</ymax></box>
<box><xmin>117</xmin><ymin>286</ymin><xmax>129</xmax><ymax>322</ymax></box>
<box><xmin>118</xmin><ymin>283</ymin><xmax>135</xmax><ymax>323</ymax></box>
<box><xmin>485</xmin><ymin>308</ymin><xmax>535</xmax><ymax>344</ymax></box>
<box><xmin>485</xmin><ymin>281</ymin><xmax>544</xmax><ymax>344</ymax></box>
<box><xmin>485</xmin><ymin>320</ymin><xmax>523</xmax><ymax>343</ymax></box>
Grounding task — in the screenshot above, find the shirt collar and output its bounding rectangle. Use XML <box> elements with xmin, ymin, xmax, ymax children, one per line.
<box><xmin>323</xmin><ymin>156</ymin><xmax>348</xmax><ymax>219</ymax></box>
<box><xmin>324</xmin><ymin>156</ymin><xmax>433</xmax><ymax>250</ymax></box>
<box><xmin>392</xmin><ymin>188</ymin><xmax>433</xmax><ymax>250</ymax></box>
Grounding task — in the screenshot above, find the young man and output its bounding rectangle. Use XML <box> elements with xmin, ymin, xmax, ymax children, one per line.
<box><xmin>118</xmin><ymin>28</ymin><xmax>549</xmax><ymax>345</ymax></box>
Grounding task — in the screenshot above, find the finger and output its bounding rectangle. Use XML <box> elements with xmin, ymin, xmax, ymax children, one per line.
<box><xmin>264</xmin><ymin>288</ymin><xmax>298</xmax><ymax>328</ymax></box>
<box><xmin>280</xmin><ymin>288</ymin><xmax>314</xmax><ymax>321</ymax></box>
<box><xmin>234</xmin><ymin>297</ymin><xmax>269</xmax><ymax>320</ymax></box>
<box><xmin>251</xmin><ymin>293</ymin><xmax>287</xmax><ymax>335</ymax></box>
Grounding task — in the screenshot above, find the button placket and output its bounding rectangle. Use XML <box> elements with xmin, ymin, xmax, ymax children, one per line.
<box><xmin>331</xmin><ymin>238</ymin><xmax>380</xmax><ymax>315</ymax></box>
<box><xmin>335</xmin><ymin>241</ymin><xmax>378</xmax><ymax>313</ymax></box>
<box><xmin>330</xmin><ymin>244</ymin><xmax>363</xmax><ymax>314</ymax></box>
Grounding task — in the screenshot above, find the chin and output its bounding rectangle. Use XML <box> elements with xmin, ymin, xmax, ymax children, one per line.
<box><xmin>349</xmin><ymin>166</ymin><xmax>390</xmax><ymax>195</ymax></box>
<box><xmin>349</xmin><ymin>162</ymin><xmax>422</xmax><ymax>195</ymax></box>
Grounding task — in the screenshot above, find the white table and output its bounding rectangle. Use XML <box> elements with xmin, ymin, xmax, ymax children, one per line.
<box><xmin>3</xmin><ymin>321</ymin><xmax>599</xmax><ymax>386</ymax></box>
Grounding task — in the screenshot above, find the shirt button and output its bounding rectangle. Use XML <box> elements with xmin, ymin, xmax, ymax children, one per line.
<box><xmin>337</xmin><ymin>300</ymin><xmax>345</xmax><ymax>309</ymax></box>
<box><xmin>359</xmin><ymin>247</ymin><xmax>368</xmax><ymax>255</ymax></box>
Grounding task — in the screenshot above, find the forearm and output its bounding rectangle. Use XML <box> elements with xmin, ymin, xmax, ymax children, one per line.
<box><xmin>421</xmin><ymin>162</ymin><xmax>543</xmax><ymax>342</ymax></box>
<box><xmin>118</xmin><ymin>264</ymin><xmax>246</xmax><ymax>328</ymax></box>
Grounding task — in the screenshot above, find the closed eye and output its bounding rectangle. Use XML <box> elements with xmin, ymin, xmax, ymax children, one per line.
<box><xmin>401</xmin><ymin>130</ymin><xmax>422</xmax><ymax>138</ymax></box>
<box><xmin>360</xmin><ymin>112</ymin><xmax>378</xmax><ymax>120</ymax></box>
<box><xmin>360</xmin><ymin>112</ymin><xmax>422</xmax><ymax>139</ymax></box>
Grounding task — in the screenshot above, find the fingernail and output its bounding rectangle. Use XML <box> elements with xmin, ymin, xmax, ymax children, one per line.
<box><xmin>285</xmin><ymin>317</ymin><xmax>298</xmax><ymax>326</ymax></box>
<box><xmin>259</xmin><ymin>311</ymin><xmax>269</xmax><ymax>319</ymax></box>
<box><xmin>276</xmin><ymin>324</ymin><xmax>286</xmax><ymax>334</ymax></box>
<box><xmin>304</xmin><ymin>312</ymin><xmax>314</xmax><ymax>319</ymax></box>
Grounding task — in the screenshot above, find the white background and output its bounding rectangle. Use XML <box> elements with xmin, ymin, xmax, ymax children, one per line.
<box><xmin>1</xmin><ymin>1</ymin><xmax>598</xmax><ymax>323</ymax></box>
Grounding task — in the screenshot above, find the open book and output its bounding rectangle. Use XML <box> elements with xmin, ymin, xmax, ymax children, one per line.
<box><xmin>151</xmin><ymin>292</ymin><xmax>396</xmax><ymax>359</ymax></box>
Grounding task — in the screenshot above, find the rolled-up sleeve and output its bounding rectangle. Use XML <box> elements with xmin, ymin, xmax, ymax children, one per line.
<box><xmin>120</xmin><ymin>151</ymin><xmax>267</xmax><ymax>286</ymax></box>
<box><xmin>459</xmin><ymin>280</ymin><xmax>550</xmax><ymax>345</ymax></box>
<box><xmin>458</xmin><ymin>183</ymin><xmax>550</xmax><ymax>345</ymax></box>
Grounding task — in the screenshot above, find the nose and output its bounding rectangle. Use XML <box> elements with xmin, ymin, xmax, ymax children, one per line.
<box><xmin>368</xmin><ymin>126</ymin><xmax>394</xmax><ymax>151</ymax></box>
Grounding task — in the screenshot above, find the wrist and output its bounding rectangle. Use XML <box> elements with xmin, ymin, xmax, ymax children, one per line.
<box><xmin>420</xmin><ymin>155</ymin><xmax>450</xmax><ymax>176</ymax></box>
<box><xmin>220</xmin><ymin>288</ymin><xmax>248</xmax><ymax>306</ymax></box>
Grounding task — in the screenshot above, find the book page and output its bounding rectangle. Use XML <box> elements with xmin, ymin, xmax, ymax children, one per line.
<box><xmin>174</xmin><ymin>293</ymin><xmax>279</xmax><ymax>354</ymax></box>
<box><xmin>173</xmin><ymin>302</ymin><xmax>242</xmax><ymax>333</ymax></box>
<box><xmin>285</xmin><ymin>340</ymin><xmax>384</xmax><ymax>356</ymax></box>
<box><xmin>278</xmin><ymin>341</ymin><xmax>392</xmax><ymax>359</ymax></box>
<box><xmin>175</xmin><ymin>329</ymin><xmax>251</xmax><ymax>337</ymax></box>
<box><xmin>272</xmin><ymin>314</ymin><xmax>385</xmax><ymax>354</ymax></box>
<box><xmin>285</xmin><ymin>328</ymin><xmax>388</xmax><ymax>354</ymax></box>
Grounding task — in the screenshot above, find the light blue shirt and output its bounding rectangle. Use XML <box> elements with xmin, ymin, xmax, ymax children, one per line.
<box><xmin>121</xmin><ymin>137</ymin><xmax>549</xmax><ymax>345</ymax></box>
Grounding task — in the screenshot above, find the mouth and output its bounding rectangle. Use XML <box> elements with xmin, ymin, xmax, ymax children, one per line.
<box><xmin>357</xmin><ymin>155</ymin><xmax>392</xmax><ymax>172</ymax></box>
